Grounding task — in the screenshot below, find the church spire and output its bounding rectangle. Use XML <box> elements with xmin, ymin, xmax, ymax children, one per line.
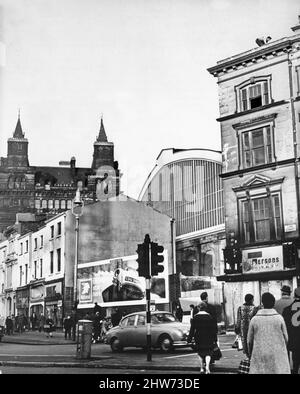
<box><xmin>13</xmin><ymin>111</ymin><xmax>25</xmax><ymax>139</ymax></box>
<box><xmin>97</xmin><ymin>116</ymin><xmax>108</xmax><ymax>142</ymax></box>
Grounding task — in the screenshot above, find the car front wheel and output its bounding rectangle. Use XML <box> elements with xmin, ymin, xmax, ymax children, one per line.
<box><xmin>110</xmin><ymin>337</ymin><xmax>123</xmax><ymax>352</ymax></box>
<box><xmin>159</xmin><ymin>335</ymin><xmax>174</xmax><ymax>353</ymax></box>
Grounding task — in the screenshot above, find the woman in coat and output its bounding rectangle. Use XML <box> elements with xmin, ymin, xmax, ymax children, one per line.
<box><xmin>247</xmin><ymin>292</ymin><xmax>290</xmax><ymax>374</ymax></box>
<box><xmin>235</xmin><ymin>293</ymin><xmax>258</xmax><ymax>357</ymax></box>
<box><xmin>187</xmin><ymin>301</ymin><xmax>217</xmax><ymax>374</ymax></box>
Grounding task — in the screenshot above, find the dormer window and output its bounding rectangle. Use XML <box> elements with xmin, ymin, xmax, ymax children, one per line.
<box><xmin>236</xmin><ymin>76</ymin><xmax>272</xmax><ymax>112</ymax></box>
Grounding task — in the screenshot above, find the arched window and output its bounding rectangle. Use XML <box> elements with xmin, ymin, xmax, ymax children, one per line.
<box><xmin>8</xmin><ymin>176</ymin><xmax>14</xmax><ymax>189</ymax></box>
<box><xmin>235</xmin><ymin>75</ymin><xmax>272</xmax><ymax>112</ymax></box>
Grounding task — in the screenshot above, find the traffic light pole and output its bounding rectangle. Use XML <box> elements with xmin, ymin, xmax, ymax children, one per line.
<box><xmin>146</xmin><ymin>278</ymin><xmax>152</xmax><ymax>362</ymax></box>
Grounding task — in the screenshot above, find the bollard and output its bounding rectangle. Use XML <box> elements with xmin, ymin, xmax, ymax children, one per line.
<box><xmin>76</xmin><ymin>319</ymin><xmax>93</xmax><ymax>359</ymax></box>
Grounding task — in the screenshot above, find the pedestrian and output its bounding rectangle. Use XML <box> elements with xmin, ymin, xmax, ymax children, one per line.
<box><xmin>274</xmin><ymin>285</ymin><xmax>293</xmax><ymax>315</ymax></box>
<box><xmin>111</xmin><ymin>307</ymin><xmax>122</xmax><ymax>327</ymax></box>
<box><xmin>247</xmin><ymin>292</ymin><xmax>290</xmax><ymax>374</ymax></box>
<box><xmin>93</xmin><ymin>311</ymin><xmax>102</xmax><ymax>343</ymax></box>
<box><xmin>188</xmin><ymin>301</ymin><xmax>217</xmax><ymax>374</ymax></box>
<box><xmin>235</xmin><ymin>293</ymin><xmax>258</xmax><ymax>357</ymax></box>
<box><xmin>198</xmin><ymin>292</ymin><xmax>217</xmax><ymax>326</ymax></box>
<box><xmin>63</xmin><ymin>315</ymin><xmax>72</xmax><ymax>340</ymax></box>
<box><xmin>5</xmin><ymin>316</ymin><xmax>13</xmax><ymax>335</ymax></box>
<box><xmin>189</xmin><ymin>304</ymin><xmax>196</xmax><ymax>323</ymax></box>
<box><xmin>30</xmin><ymin>312</ymin><xmax>37</xmax><ymax>331</ymax></box>
<box><xmin>174</xmin><ymin>302</ymin><xmax>183</xmax><ymax>322</ymax></box>
<box><xmin>45</xmin><ymin>316</ymin><xmax>54</xmax><ymax>338</ymax></box>
<box><xmin>93</xmin><ymin>302</ymin><xmax>104</xmax><ymax>319</ymax></box>
<box><xmin>282</xmin><ymin>287</ymin><xmax>300</xmax><ymax>374</ymax></box>
<box><xmin>38</xmin><ymin>313</ymin><xmax>45</xmax><ymax>332</ymax></box>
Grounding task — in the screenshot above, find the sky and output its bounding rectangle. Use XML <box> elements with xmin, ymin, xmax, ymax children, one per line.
<box><xmin>0</xmin><ymin>0</ymin><xmax>299</xmax><ymax>199</ymax></box>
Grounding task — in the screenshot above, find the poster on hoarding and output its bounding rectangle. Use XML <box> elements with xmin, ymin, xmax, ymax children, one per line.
<box><xmin>77</xmin><ymin>252</ymin><xmax>168</xmax><ymax>308</ymax></box>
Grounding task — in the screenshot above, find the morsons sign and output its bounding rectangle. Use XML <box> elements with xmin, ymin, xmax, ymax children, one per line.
<box><xmin>242</xmin><ymin>245</ymin><xmax>283</xmax><ymax>274</ymax></box>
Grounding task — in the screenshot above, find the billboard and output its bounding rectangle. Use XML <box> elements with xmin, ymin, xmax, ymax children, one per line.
<box><xmin>242</xmin><ymin>246</ymin><xmax>283</xmax><ymax>274</ymax></box>
<box><xmin>77</xmin><ymin>252</ymin><xmax>169</xmax><ymax>308</ymax></box>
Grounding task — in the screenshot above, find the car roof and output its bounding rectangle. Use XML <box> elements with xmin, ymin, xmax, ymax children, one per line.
<box><xmin>122</xmin><ymin>311</ymin><xmax>173</xmax><ymax>319</ymax></box>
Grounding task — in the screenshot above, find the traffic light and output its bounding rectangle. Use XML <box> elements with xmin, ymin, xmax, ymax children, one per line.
<box><xmin>150</xmin><ymin>242</ymin><xmax>164</xmax><ymax>276</ymax></box>
<box><xmin>136</xmin><ymin>242</ymin><xmax>150</xmax><ymax>278</ymax></box>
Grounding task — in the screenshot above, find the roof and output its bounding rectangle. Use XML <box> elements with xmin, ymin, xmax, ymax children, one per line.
<box><xmin>35</xmin><ymin>166</ymin><xmax>92</xmax><ymax>186</ymax></box>
<box><xmin>13</xmin><ymin>117</ymin><xmax>25</xmax><ymax>139</ymax></box>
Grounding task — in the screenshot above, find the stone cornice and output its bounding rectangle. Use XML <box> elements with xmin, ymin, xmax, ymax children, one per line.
<box><xmin>217</xmin><ymin>100</ymin><xmax>285</xmax><ymax>122</ymax></box>
<box><xmin>208</xmin><ymin>36</ymin><xmax>299</xmax><ymax>77</ymax></box>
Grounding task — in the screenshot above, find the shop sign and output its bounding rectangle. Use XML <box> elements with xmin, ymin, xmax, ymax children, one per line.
<box><xmin>16</xmin><ymin>290</ymin><xmax>29</xmax><ymax>309</ymax></box>
<box><xmin>45</xmin><ymin>282</ymin><xmax>62</xmax><ymax>301</ymax></box>
<box><xmin>242</xmin><ymin>246</ymin><xmax>283</xmax><ymax>274</ymax></box>
<box><xmin>30</xmin><ymin>285</ymin><xmax>44</xmax><ymax>302</ymax></box>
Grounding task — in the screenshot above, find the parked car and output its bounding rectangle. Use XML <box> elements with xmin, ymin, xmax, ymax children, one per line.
<box><xmin>105</xmin><ymin>311</ymin><xmax>191</xmax><ymax>353</ymax></box>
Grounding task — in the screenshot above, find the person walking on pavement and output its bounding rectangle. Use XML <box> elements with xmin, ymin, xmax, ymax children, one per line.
<box><xmin>235</xmin><ymin>293</ymin><xmax>258</xmax><ymax>358</ymax></box>
<box><xmin>174</xmin><ymin>302</ymin><xmax>183</xmax><ymax>322</ymax></box>
<box><xmin>189</xmin><ymin>304</ymin><xmax>196</xmax><ymax>324</ymax></box>
<box><xmin>38</xmin><ymin>313</ymin><xmax>45</xmax><ymax>332</ymax></box>
<box><xmin>93</xmin><ymin>311</ymin><xmax>102</xmax><ymax>343</ymax></box>
<box><xmin>63</xmin><ymin>315</ymin><xmax>72</xmax><ymax>340</ymax></box>
<box><xmin>247</xmin><ymin>292</ymin><xmax>290</xmax><ymax>374</ymax></box>
<box><xmin>45</xmin><ymin>316</ymin><xmax>54</xmax><ymax>338</ymax></box>
<box><xmin>188</xmin><ymin>301</ymin><xmax>217</xmax><ymax>374</ymax></box>
<box><xmin>111</xmin><ymin>307</ymin><xmax>122</xmax><ymax>327</ymax></box>
<box><xmin>274</xmin><ymin>285</ymin><xmax>293</xmax><ymax>315</ymax></box>
<box><xmin>5</xmin><ymin>316</ymin><xmax>13</xmax><ymax>335</ymax></box>
<box><xmin>283</xmin><ymin>287</ymin><xmax>300</xmax><ymax>374</ymax></box>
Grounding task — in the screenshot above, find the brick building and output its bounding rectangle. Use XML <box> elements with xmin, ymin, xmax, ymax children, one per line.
<box><xmin>208</xmin><ymin>16</ymin><xmax>300</xmax><ymax>325</ymax></box>
<box><xmin>0</xmin><ymin>116</ymin><xmax>121</xmax><ymax>233</ymax></box>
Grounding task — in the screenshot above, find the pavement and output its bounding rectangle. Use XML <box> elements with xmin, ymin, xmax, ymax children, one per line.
<box><xmin>0</xmin><ymin>330</ymin><xmax>244</xmax><ymax>373</ymax></box>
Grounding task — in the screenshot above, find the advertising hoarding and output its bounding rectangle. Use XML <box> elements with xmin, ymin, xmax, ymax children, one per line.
<box><xmin>77</xmin><ymin>252</ymin><xmax>169</xmax><ymax>308</ymax></box>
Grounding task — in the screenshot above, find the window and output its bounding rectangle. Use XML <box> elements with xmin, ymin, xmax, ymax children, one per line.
<box><xmin>20</xmin><ymin>242</ymin><xmax>23</xmax><ymax>255</ymax></box>
<box><xmin>137</xmin><ymin>315</ymin><xmax>146</xmax><ymax>326</ymax></box>
<box><xmin>42</xmin><ymin>200</ymin><xmax>47</xmax><ymax>209</ymax></box>
<box><xmin>57</xmin><ymin>248</ymin><xmax>61</xmax><ymax>272</ymax></box>
<box><xmin>19</xmin><ymin>266</ymin><xmax>22</xmax><ymax>286</ymax></box>
<box><xmin>35</xmin><ymin>200</ymin><xmax>41</xmax><ymax>209</ymax></box>
<box><xmin>25</xmin><ymin>264</ymin><xmax>28</xmax><ymax>284</ymax></box>
<box><xmin>240</xmin><ymin>194</ymin><xmax>282</xmax><ymax>244</ymax></box>
<box><xmin>67</xmin><ymin>200</ymin><xmax>72</xmax><ymax>209</ymax></box>
<box><xmin>40</xmin><ymin>259</ymin><xmax>43</xmax><ymax>278</ymax></box>
<box><xmin>34</xmin><ymin>261</ymin><xmax>37</xmax><ymax>279</ymax></box>
<box><xmin>57</xmin><ymin>222</ymin><xmax>61</xmax><ymax>236</ymax></box>
<box><xmin>61</xmin><ymin>200</ymin><xmax>66</xmax><ymax>210</ymax></box>
<box><xmin>34</xmin><ymin>238</ymin><xmax>37</xmax><ymax>250</ymax></box>
<box><xmin>242</xmin><ymin>126</ymin><xmax>273</xmax><ymax>168</ymax></box>
<box><xmin>237</xmin><ymin>78</ymin><xmax>271</xmax><ymax>112</ymax></box>
<box><xmin>48</xmin><ymin>200</ymin><xmax>53</xmax><ymax>209</ymax></box>
<box><xmin>25</xmin><ymin>240</ymin><xmax>28</xmax><ymax>253</ymax></box>
<box><xmin>50</xmin><ymin>251</ymin><xmax>54</xmax><ymax>274</ymax></box>
<box><xmin>40</xmin><ymin>235</ymin><xmax>43</xmax><ymax>248</ymax></box>
<box><xmin>55</xmin><ymin>200</ymin><xmax>60</xmax><ymax>209</ymax></box>
<box><xmin>50</xmin><ymin>225</ymin><xmax>54</xmax><ymax>239</ymax></box>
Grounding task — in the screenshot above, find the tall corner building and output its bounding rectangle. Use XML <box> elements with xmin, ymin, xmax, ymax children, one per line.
<box><xmin>139</xmin><ymin>148</ymin><xmax>226</xmax><ymax>321</ymax></box>
<box><xmin>0</xmin><ymin>116</ymin><xmax>121</xmax><ymax>234</ymax></box>
<box><xmin>208</xmin><ymin>15</ymin><xmax>300</xmax><ymax>324</ymax></box>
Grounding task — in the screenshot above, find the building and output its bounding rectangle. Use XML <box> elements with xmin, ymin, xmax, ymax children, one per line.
<box><xmin>208</xmin><ymin>16</ymin><xmax>300</xmax><ymax>325</ymax></box>
<box><xmin>0</xmin><ymin>196</ymin><xmax>175</xmax><ymax>323</ymax></box>
<box><xmin>0</xmin><ymin>115</ymin><xmax>121</xmax><ymax>233</ymax></box>
<box><xmin>139</xmin><ymin>148</ymin><xmax>225</xmax><ymax>320</ymax></box>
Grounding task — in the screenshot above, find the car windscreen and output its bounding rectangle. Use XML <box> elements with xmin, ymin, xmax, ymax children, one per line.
<box><xmin>151</xmin><ymin>313</ymin><xmax>177</xmax><ymax>324</ymax></box>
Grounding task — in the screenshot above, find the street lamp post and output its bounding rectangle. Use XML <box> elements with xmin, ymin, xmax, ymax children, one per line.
<box><xmin>71</xmin><ymin>188</ymin><xmax>84</xmax><ymax>340</ymax></box>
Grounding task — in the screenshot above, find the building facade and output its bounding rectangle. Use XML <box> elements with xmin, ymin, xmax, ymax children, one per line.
<box><xmin>0</xmin><ymin>116</ymin><xmax>121</xmax><ymax>233</ymax></box>
<box><xmin>208</xmin><ymin>16</ymin><xmax>300</xmax><ymax>325</ymax></box>
<box><xmin>0</xmin><ymin>197</ymin><xmax>175</xmax><ymax>324</ymax></box>
<box><xmin>139</xmin><ymin>148</ymin><xmax>225</xmax><ymax>320</ymax></box>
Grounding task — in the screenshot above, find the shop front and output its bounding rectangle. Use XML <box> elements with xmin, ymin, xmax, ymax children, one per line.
<box><xmin>29</xmin><ymin>282</ymin><xmax>45</xmax><ymax>325</ymax></box>
<box><xmin>44</xmin><ymin>280</ymin><xmax>63</xmax><ymax>328</ymax></box>
<box><xmin>16</xmin><ymin>286</ymin><xmax>29</xmax><ymax>320</ymax></box>
<box><xmin>219</xmin><ymin>244</ymin><xmax>299</xmax><ymax>326</ymax></box>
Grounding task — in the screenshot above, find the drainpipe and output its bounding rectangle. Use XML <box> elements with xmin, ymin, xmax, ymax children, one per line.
<box><xmin>288</xmin><ymin>49</ymin><xmax>300</xmax><ymax>286</ymax></box>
